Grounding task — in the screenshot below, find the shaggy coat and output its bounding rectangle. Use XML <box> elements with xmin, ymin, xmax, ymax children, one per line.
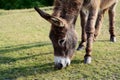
<box><xmin>34</xmin><ymin>0</ymin><xmax>118</xmax><ymax>69</ymax></box>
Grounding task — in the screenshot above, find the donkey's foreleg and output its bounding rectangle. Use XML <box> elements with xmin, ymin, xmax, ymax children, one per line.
<box><xmin>77</xmin><ymin>10</ymin><xmax>88</xmax><ymax>50</ymax></box>
<box><xmin>84</xmin><ymin>9</ymin><xmax>98</xmax><ymax>64</ymax></box>
<box><xmin>108</xmin><ymin>3</ymin><xmax>117</xmax><ymax>42</ymax></box>
<box><xmin>94</xmin><ymin>10</ymin><xmax>105</xmax><ymax>41</ymax></box>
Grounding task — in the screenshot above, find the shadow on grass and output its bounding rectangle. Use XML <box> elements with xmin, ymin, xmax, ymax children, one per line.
<box><xmin>0</xmin><ymin>62</ymin><xmax>56</xmax><ymax>80</ymax></box>
<box><xmin>71</xmin><ymin>59</ymin><xmax>84</xmax><ymax>64</ymax></box>
<box><xmin>0</xmin><ymin>42</ymin><xmax>51</xmax><ymax>54</ymax></box>
<box><xmin>0</xmin><ymin>52</ymin><xmax>52</xmax><ymax>64</ymax></box>
<box><xmin>0</xmin><ymin>59</ymin><xmax>85</xmax><ymax>79</ymax></box>
<box><xmin>0</xmin><ymin>41</ymin><xmax>85</xmax><ymax>79</ymax></box>
<box><xmin>96</xmin><ymin>39</ymin><xmax>109</xmax><ymax>42</ymax></box>
<box><xmin>0</xmin><ymin>42</ymin><xmax>56</xmax><ymax>79</ymax></box>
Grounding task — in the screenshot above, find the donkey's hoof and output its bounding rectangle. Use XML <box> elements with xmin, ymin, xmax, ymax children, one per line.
<box><xmin>84</xmin><ymin>56</ymin><xmax>92</xmax><ymax>64</ymax></box>
<box><xmin>110</xmin><ymin>36</ymin><xmax>116</xmax><ymax>42</ymax></box>
<box><xmin>77</xmin><ymin>45</ymin><xmax>84</xmax><ymax>51</ymax></box>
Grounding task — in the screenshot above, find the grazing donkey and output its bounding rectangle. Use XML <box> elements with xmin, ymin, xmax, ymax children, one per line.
<box><xmin>34</xmin><ymin>0</ymin><xmax>118</xmax><ymax>69</ymax></box>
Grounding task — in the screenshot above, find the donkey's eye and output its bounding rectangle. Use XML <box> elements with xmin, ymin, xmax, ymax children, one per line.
<box><xmin>58</xmin><ymin>38</ymin><xmax>66</xmax><ymax>47</ymax></box>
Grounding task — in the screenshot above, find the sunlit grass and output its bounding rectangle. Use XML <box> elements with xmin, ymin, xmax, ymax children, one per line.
<box><xmin>0</xmin><ymin>4</ymin><xmax>120</xmax><ymax>80</ymax></box>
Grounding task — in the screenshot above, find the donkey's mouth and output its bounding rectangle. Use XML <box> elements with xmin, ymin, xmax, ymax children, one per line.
<box><xmin>54</xmin><ymin>63</ymin><xmax>63</xmax><ymax>69</ymax></box>
<box><xmin>54</xmin><ymin>56</ymin><xmax>71</xmax><ymax>69</ymax></box>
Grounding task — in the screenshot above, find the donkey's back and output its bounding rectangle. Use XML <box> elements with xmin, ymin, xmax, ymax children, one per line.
<box><xmin>100</xmin><ymin>0</ymin><xmax>118</xmax><ymax>10</ymax></box>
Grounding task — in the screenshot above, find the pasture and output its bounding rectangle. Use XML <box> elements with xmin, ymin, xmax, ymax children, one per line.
<box><xmin>0</xmin><ymin>4</ymin><xmax>120</xmax><ymax>80</ymax></box>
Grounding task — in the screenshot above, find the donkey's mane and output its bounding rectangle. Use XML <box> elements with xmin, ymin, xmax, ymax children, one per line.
<box><xmin>52</xmin><ymin>0</ymin><xmax>82</xmax><ymax>23</ymax></box>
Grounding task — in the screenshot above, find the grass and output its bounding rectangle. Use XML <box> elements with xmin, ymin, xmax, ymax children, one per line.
<box><xmin>0</xmin><ymin>3</ymin><xmax>120</xmax><ymax>80</ymax></box>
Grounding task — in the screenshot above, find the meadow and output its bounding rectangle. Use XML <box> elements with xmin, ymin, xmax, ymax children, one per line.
<box><xmin>0</xmin><ymin>4</ymin><xmax>120</xmax><ymax>80</ymax></box>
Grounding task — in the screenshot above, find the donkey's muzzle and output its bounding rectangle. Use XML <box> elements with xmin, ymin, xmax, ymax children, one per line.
<box><xmin>54</xmin><ymin>56</ymin><xmax>71</xmax><ymax>69</ymax></box>
<box><xmin>54</xmin><ymin>63</ymin><xmax>63</xmax><ymax>70</ymax></box>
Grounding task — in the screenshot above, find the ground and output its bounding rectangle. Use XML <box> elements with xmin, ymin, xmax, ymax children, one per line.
<box><xmin>0</xmin><ymin>4</ymin><xmax>120</xmax><ymax>80</ymax></box>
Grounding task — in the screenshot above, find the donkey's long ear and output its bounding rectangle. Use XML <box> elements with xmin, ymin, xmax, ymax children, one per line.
<box><xmin>34</xmin><ymin>7</ymin><xmax>64</xmax><ymax>27</ymax></box>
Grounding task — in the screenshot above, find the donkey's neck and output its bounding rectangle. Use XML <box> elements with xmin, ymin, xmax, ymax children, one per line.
<box><xmin>52</xmin><ymin>0</ymin><xmax>83</xmax><ymax>25</ymax></box>
<box><xmin>52</xmin><ymin>9</ymin><xmax>79</xmax><ymax>25</ymax></box>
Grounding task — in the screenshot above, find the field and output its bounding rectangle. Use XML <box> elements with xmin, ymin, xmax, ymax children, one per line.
<box><xmin>0</xmin><ymin>4</ymin><xmax>120</xmax><ymax>80</ymax></box>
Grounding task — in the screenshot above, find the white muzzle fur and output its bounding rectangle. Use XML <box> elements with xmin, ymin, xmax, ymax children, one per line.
<box><xmin>54</xmin><ymin>56</ymin><xmax>71</xmax><ymax>68</ymax></box>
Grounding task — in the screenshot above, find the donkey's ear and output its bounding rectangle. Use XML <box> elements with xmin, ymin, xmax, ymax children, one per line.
<box><xmin>50</xmin><ymin>17</ymin><xmax>64</xmax><ymax>27</ymax></box>
<box><xmin>34</xmin><ymin>7</ymin><xmax>64</xmax><ymax>27</ymax></box>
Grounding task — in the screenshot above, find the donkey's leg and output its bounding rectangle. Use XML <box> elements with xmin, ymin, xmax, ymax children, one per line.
<box><xmin>94</xmin><ymin>9</ymin><xmax>106</xmax><ymax>41</ymax></box>
<box><xmin>108</xmin><ymin>3</ymin><xmax>117</xmax><ymax>42</ymax></box>
<box><xmin>77</xmin><ymin>10</ymin><xmax>88</xmax><ymax>50</ymax></box>
<box><xmin>84</xmin><ymin>9</ymin><xmax>98</xmax><ymax>64</ymax></box>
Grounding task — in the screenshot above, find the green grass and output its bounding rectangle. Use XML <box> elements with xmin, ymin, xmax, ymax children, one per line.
<box><xmin>0</xmin><ymin>4</ymin><xmax>120</xmax><ymax>80</ymax></box>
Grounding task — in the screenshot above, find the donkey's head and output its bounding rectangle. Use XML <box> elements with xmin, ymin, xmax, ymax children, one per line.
<box><xmin>34</xmin><ymin>0</ymin><xmax>82</xmax><ymax>69</ymax></box>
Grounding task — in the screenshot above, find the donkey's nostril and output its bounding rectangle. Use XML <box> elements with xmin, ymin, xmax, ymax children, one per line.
<box><xmin>58</xmin><ymin>63</ymin><xmax>63</xmax><ymax>69</ymax></box>
<box><xmin>54</xmin><ymin>63</ymin><xmax>63</xmax><ymax>70</ymax></box>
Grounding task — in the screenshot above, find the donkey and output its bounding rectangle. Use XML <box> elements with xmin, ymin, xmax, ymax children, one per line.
<box><xmin>34</xmin><ymin>0</ymin><xmax>118</xmax><ymax>69</ymax></box>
